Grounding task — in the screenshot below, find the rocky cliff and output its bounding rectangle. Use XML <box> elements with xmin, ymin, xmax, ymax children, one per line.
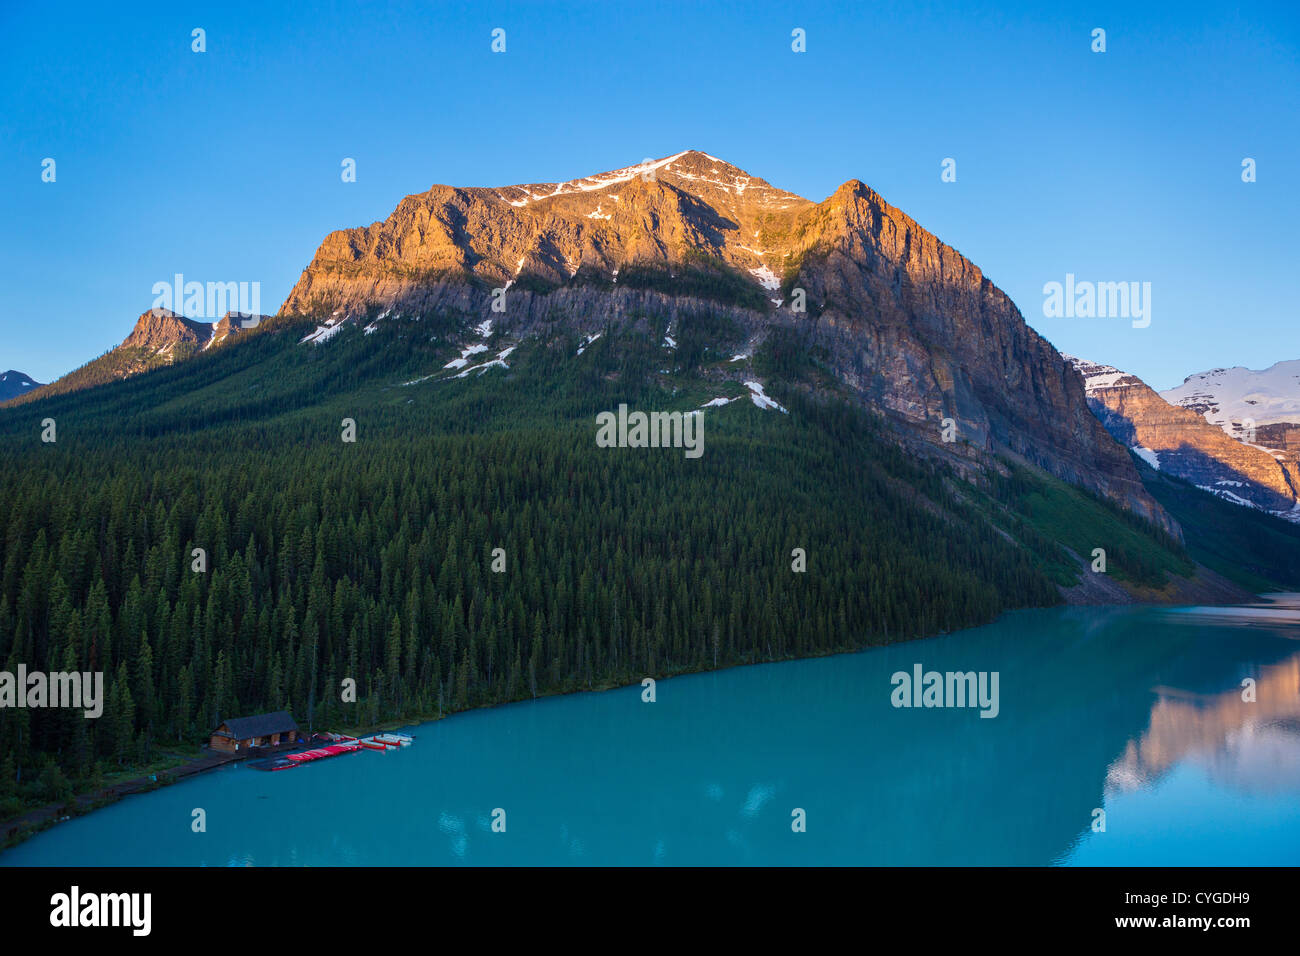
<box><xmin>281</xmin><ymin>151</ymin><xmax>1168</xmax><ymax>530</ymax></box>
<box><xmin>1161</xmin><ymin>361</ymin><xmax>1300</xmax><ymax>497</ymax></box>
<box><xmin>1068</xmin><ymin>356</ymin><xmax>1298</xmax><ymax>516</ymax></box>
<box><xmin>119</xmin><ymin>309</ymin><xmax>215</xmax><ymax>352</ymax></box>
<box><xmin>5</xmin><ymin>309</ymin><xmax>270</xmax><ymax>405</ymax></box>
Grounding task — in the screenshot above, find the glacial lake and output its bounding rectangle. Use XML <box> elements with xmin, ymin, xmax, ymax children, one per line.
<box><xmin>5</xmin><ymin>598</ymin><xmax>1300</xmax><ymax>866</ymax></box>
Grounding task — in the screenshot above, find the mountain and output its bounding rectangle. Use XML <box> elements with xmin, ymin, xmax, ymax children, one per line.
<box><xmin>120</xmin><ymin>308</ymin><xmax>215</xmax><ymax>352</ymax></box>
<box><xmin>281</xmin><ymin>150</ymin><xmax>1167</xmax><ymax>531</ymax></box>
<box><xmin>6</xmin><ymin>309</ymin><xmax>271</xmax><ymax>405</ymax></box>
<box><xmin>7</xmin><ymin>150</ymin><xmax>1300</xmax><ymax>824</ymax></box>
<box><xmin>1160</xmin><ymin>361</ymin><xmax>1300</xmax><ymax>471</ymax></box>
<box><xmin>1067</xmin><ymin>356</ymin><xmax>1299</xmax><ymax>519</ymax></box>
<box><xmin>0</xmin><ymin>370</ymin><xmax>42</xmax><ymax>401</ymax></box>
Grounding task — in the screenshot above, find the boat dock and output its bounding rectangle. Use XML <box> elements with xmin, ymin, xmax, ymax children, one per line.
<box><xmin>248</xmin><ymin>731</ymin><xmax>414</xmax><ymax>771</ymax></box>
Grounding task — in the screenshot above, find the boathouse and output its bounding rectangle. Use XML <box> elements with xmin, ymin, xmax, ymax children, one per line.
<box><xmin>209</xmin><ymin>711</ymin><xmax>301</xmax><ymax>753</ymax></box>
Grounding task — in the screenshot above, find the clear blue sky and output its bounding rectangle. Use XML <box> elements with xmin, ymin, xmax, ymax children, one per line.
<box><xmin>2</xmin><ymin>0</ymin><xmax>1296</xmax><ymax>390</ymax></box>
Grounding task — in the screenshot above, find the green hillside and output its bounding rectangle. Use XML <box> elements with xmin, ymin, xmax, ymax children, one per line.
<box><xmin>0</xmin><ymin>310</ymin><xmax>1281</xmax><ymax>821</ymax></box>
<box><xmin>1138</xmin><ymin>459</ymin><xmax>1300</xmax><ymax>592</ymax></box>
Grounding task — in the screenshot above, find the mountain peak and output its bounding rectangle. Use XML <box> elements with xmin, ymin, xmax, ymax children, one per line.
<box><xmin>1064</xmin><ymin>355</ymin><xmax>1145</xmax><ymax>392</ymax></box>
<box><xmin>5</xmin><ymin>307</ymin><xmax>272</xmax><ymax>406</ymax></box>
<box><xmin>122</xmin><ymin>309</ymin><xmax>215</xmax><ymax>353</ymax></box>
<box><xmin>1161</xmin><ymin>360</ymin><xmax>1300</xmax><ymax>432</ymax></box>
<box><xmin>0</xmin><ymin>369</ymin><xmax>42</xmax><ymax>403</ymax></box>
<box><xmin>1067</xmin><ymin>355</ymin><xmax>1298</xmax><ymax>515</ymax></box>
<box><xmin>490</xmin><ymin>150</ymin><xmax>806</xmax><ymax>213</ymax></box>
<box><xmin>273</xmin><ymin>153</ymin><xmax>1179</xmax><ymax>532</ymax></box>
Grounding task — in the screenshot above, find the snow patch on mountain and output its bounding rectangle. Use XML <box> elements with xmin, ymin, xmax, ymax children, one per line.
<box><xmin>443</xmin><ymin>343</ymin><xmax>488</xmax><ymax>369</ymax></box>
<box><xmin>1062</xmin><ymin>355</ymin><xmax>1142</xmax><ymax>392</ymax></box>
<box><xmin>495</xmin><ymin>152</ymin><xmax>693</xmax><ymax>207</ymax></box>
<box><xmin>1197</xmin><ymin>485</ymin><xmax>1255</xmax><ymax>508</ymax></box>
<box><xmin>1160</xmin><ymin>360</ymin><xmax>1300</xmax><ymax>435</ymax></box>
<box><xmin>745</xmin><ymin>381</ymin><xmax>787</xmax><ymax>413</ymax></box>
<box><xmin>301</xmin><ymin>319</ymin><xmax>347</xmax><ymax>345</ymax></box>
<box><xmin>489</xmin><ymin>151</ymin><xmax>803</xmax><ymax>213</ymax></box>
<box><xmin>749</xmin><ymin>265</ymin><xmax>780</xmax><ymax>292</ymax></box>
<box><xmin>1132</xmin><ymin>447</ymin><xmax>1160</xmax><ymax>470</ymax></box>
<box><xmin>453</xmin><ymin>346</ymin><xmax>515</xmax><ymax>378</ymax></box>
<box><xmin>363</xmin><ymin>308</ymin><xmax>394</xmax><ymax>335</ymax></box>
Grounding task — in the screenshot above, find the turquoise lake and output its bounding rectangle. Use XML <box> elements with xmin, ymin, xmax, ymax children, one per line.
<box><xmin>5</xmin><ymin>599</ymin><xmax>1300</xmax><ymax>866</ymax></box>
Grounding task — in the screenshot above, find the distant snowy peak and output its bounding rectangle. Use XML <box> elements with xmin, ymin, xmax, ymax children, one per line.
<box><xmin>1160</xmin><ymin>360</ymin><xmax>1300</xmax><ymax>433</ymax></box>
<box><xmin>1062</xmin><ymin>355</ymin><xmax>1144</xmax><ymax>392</ymax></box>
<box><xmin>0</xmin><ymin>369</ymin><xmax>43</xmax><ymax>402</ymax></box>
<box><xmin>1064</xmin><ymin>354</ymin><xmax>1300</xmax><ymax>520</ymax></box>
<box><xmin>0</xmin><ymin>369</ymin><xmax>38</xmax><ymax>388</ymax></box>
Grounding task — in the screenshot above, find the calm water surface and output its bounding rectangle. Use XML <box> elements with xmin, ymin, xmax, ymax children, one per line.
<box><xmin>5</xmin><ymin>598</ymin><xmax>1300</xmax><ymax>865</ymax></box>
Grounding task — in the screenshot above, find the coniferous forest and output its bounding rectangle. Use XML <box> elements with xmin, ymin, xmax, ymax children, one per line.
<box><xmin>0</xmin><ymin>312</ymin><xmax>1290</xmax><ymax>820</ymax></box>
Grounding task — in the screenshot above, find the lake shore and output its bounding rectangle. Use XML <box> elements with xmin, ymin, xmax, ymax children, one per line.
<box><xmin>6</xmin><ymin>600</ymin><xmax>1299</xmax><ymax>866</ymax></box>
<box><xmin>5</xmin><ymin>591</ymin><xmax>1291</xmax><ymax>857</ymax></box>
<box><xmin>0</xmin><ymin>715</ymin><xmax>441</xmax><ymax>852</ymax></box>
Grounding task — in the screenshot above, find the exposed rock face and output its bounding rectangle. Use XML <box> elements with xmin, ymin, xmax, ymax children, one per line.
<box><xmin>281</xmin><ymin>151</ymin><xmax>1169</xmax><ymax>530</ymax></box>
<box><xmin>121</xmin><ymin>308</ymin><xmax>215</xmax><ymax>352</ymax></box>
<box><xmin>284</xmin><ymin>151</ymin><xmax>807</xmax><ymax>312</ymax></box>
<box><xmin>207</xmin><ymin>312</ymin><xmax>269</xmax><ymax>349</ymax></box>
<box><xmin>779</xmin><ymin>180</ymin><xmax>1159</xmax><ymax>523</ymax></box>
<box><xmin>1068</xmin><ymin>356</ymin><xmax>1299</xmax><ymax>516</ymax></box>
<box><xmin>1160</xmin><ymin>361</ymin><xmax>1300</xmax><ymax>498</ymax></box>
<box><xmin>5</xmin><ymin>310</ymin><xmax>271</xmax><ymax>405</ymax></box>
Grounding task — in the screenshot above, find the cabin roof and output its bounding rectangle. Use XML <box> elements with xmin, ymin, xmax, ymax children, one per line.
<box><xmin>217</xmin><ymin>711</ymin><xmax>300</xmax><ymax>739</ymax></box>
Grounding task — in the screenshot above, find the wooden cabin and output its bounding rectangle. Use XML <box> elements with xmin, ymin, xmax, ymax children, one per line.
<box><xmin>209</xmin><ymin>711</ymin><xmax>301</xmax><ymax>753</ymax></box>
